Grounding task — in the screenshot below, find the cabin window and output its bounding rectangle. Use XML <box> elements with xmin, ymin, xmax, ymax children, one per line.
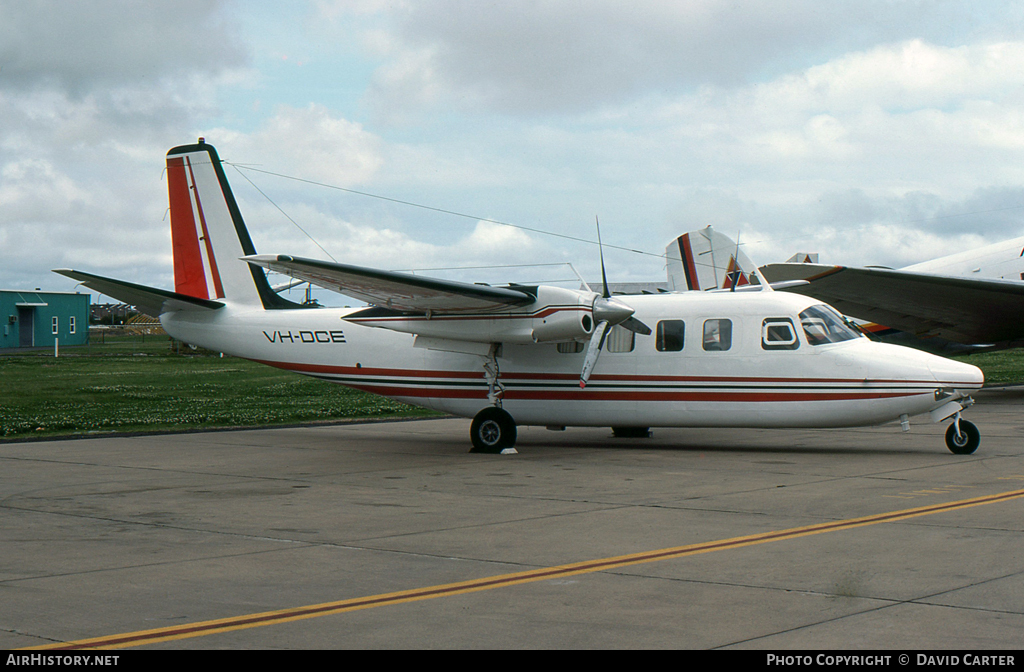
<box><xmin>762</xmin><ymin>318</ymin><xmax>799</xmax><ymax>350</ymax></box>
<box><xmin>702</xmin><ymin>319</ymin><xmax>732</xmax><ymax>351</ymax></box>
<box><xmin>656</xmin><ymin>320</ymin><xmax>685</xmax><ymax>352</ymax></box>
<box><xmin>52</xmin><ymin>317</ymin><xmax>59</xmax><ymax>335</ymax></box>
<box><xmin>557</xmin><ymin>341</ymin><xmax>584</xmax><ymax>354</ymax></box>
<box><xmin>606</xmin><ymin>325</ymin><xmax>635</xmax><ymax>353</ymax></box>
<box><xmin>799</xmin><ymin>305</ymin><xmax>860</xmax><ymax>345</ymax></box>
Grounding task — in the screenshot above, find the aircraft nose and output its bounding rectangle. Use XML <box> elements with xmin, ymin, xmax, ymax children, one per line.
<box><xmin>927</xmin><ymin>355</ymin><xmax>984</xmax><ymax>390</ymax></box>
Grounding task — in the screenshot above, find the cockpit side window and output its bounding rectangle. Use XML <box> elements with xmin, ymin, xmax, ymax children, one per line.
<box><xmin>702</xmin><ymin>319</ymin><xmax>732</xmax><ymax>351</ymax></box>
<box><xmin>762</xmin><ymin>317</ymin><xmax>799</xmax><ymax>350</ymax></box>
<box><xmin>799</xmin><ymin>305</ymin><xmax>860</xmax><ymax>345</ymax></box>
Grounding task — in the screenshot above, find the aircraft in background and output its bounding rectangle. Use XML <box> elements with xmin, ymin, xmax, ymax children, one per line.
<box><xmin>665</xmin><ymin>226</ymin><xmax>759</xmax><ymax>292</ymax></box>
<box><xmin>759</xmin><ymin>235</ymin><xmax>1024</xmax><ymax>352</ymax></box>
<box><xmin>56</xmin><ymin>141</ymin><xmax>984</xmax><ymax>454</ymax></box>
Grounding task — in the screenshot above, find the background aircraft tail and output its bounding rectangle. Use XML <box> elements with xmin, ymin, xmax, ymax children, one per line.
<box><xmin>665</xmin><ymin>226</ymin><xmax>757</xmax><ymax>291</ymax></box>
<box><xmin>166</xmin><ymin>140</ymin><xmax>296</xmax><ymax>309</ymax></box>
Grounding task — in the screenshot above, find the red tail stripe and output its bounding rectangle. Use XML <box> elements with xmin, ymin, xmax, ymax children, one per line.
<box><xmin>167</xmin><ymin>157</ymin><xmax>209</xmax><ymax>299</ymax></box>
<box><xmin>184</xmin><ymin>157</ymin><xmax>225</xmax><ymax>299</ymax></box>
<box><xmin>679</xmin><ymin>234</ymin><xmax>700</xmax><ymax>290</ymax></box>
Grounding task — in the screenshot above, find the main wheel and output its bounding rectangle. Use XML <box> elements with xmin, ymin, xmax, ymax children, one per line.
<box><xmin>945</xmin><ymin>420</ymin><xmax>980</xmax><ymax>455</ymax></box>
<box><xmin>470</xmin><ymin>407</ymin><xmax>517</xmax><ymax>453</ymax></box>
<box><xmin>612</xmin><ymin>427</ymin><xmax>651</xmax><ymax>438</ymax></box>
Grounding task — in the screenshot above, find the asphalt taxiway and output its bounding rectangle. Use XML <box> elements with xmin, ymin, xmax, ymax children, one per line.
<box><xmin>2</xmin><ymin>387</ymin><xmax>1023</xmax><ymax>649</ymax></box>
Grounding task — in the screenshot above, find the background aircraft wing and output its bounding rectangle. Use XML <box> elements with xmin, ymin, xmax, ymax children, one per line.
<box><xmin>54</xmin><ymin>269</ymin><xmax>224</xmax><ymax>316</ymax></box>
<box><xmin>760</xmin><ymin>262</ymin><xmax>1024</xmax><ymax>344</ymax></box>
<box><xmin>243</xmin><ymin>255</ymin><xmax>537</xmax><ymax>312</ymax></box>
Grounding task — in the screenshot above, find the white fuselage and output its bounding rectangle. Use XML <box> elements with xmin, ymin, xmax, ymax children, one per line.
<box><xmin>161</xmin><ymin>291</ymin><xmax>982</xmax><ymax>429</ymax></box>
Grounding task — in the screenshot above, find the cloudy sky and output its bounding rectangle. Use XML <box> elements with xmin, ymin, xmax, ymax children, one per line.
<box><xmin>4</xmin><ymin>0</ymin><xmax>1024</xmax><ymax>304</ymax></box>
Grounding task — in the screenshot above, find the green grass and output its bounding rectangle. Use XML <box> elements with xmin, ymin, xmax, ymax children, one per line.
<box><xmin>0</xmin><ymin>335</ymin><xmax>439</xmax><ymax>440</ymax></box>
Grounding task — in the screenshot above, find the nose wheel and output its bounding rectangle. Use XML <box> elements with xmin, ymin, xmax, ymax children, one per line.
<box><xmin>945</xmin><ymin>418</ymin><xmax>980</xmax><ymax>455</ymax></box>
<box><xmin>470</xmin><ymin>407</ymin><xmax>517</xmax><ymax>453</ymax></box>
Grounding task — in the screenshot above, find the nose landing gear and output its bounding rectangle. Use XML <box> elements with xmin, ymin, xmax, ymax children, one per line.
<box><xmin>945</xmin><ymin>415</ymin><xmax>980</xmax><ymax>455</ymax></box>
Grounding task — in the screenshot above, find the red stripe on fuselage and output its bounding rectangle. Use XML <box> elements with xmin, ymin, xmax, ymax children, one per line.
<box><xmin>252</xmin><ymin>359</ymin><xmax>963</xmax><ymax>387</ymax></box>
<box><xmin>343</xmin><ymin>384</ymin><xmax>920</xmax><ymax>403</ymax></box>
<box><xmin>346</xmin><ymin>306</ymin><xmax>588</xmax><ymax>324</ymax></box>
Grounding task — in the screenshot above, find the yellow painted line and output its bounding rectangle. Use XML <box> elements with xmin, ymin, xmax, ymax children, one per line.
<box><xmin>25</xmin><ymin>488</ymin><xmax>1024</xmax><ymax>651</ymax></box>
<box><xmin>885</xmin><ymin>485</ymin><xmax>969</xmax><ymax>499</ymax></box>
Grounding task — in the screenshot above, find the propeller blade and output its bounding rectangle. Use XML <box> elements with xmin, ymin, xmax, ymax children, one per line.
<box><xmin>620</xmin><ymin>316</ymin><xmax>652</xmax><ymax>336</ymax></box>
<box><xmin>596</xmin><ymin>216</ymin><xmax>609</xmax><ymax>298</ymax></box>
<box><xmin>580</xmin><ymin>320</ymin><xmax>611</xmax><ymax>388</ymax></box>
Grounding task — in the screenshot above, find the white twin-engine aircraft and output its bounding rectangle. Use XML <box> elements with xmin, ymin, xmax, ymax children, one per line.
<box><xmin>56</xmin><ymin>141</ymin><xmax>985</xmax><ymax>454</ymax></box>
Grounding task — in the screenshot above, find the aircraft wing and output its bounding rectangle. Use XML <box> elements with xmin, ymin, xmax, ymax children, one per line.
<box><xmin>760</xmin><ymin>262</ymin><xmax>1024</xmax><ymax>344</ymax></box>
<box><xmin>54</xmin><ymin>269</ymin><xmax>224</xmax><ymax>317</ymax></box>
<box><xmin>243</xmin><ymin>255</ymin><xmax>536</xmax><ymax>312</ymax></box>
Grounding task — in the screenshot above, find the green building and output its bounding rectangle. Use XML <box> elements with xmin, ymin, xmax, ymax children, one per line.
<box><xmin>1</xmin><ymin>290</ymin><xmax>90</xmax><ymax>349</ymax></box>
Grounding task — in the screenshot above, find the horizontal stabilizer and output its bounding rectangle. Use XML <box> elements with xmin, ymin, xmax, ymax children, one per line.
<box><xmin>54</xmin><ymin>269</ymin><xmax>224</xmax><ymax>317</ymax></box>
<box><xmin>243</xmin><ymin>254</ymin><xmax>536</xmax><ymax>313</ymax></box>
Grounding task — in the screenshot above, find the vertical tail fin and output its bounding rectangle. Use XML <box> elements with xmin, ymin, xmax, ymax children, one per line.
<box><xmin>665</xmin><ymin>225</ymin><xmax>757</xmax><ymax>291</ymax></box>
<box><xmin>166</xmin><ymin>140</ymin><xmax>297</xmax><ymax>309</ymax></box>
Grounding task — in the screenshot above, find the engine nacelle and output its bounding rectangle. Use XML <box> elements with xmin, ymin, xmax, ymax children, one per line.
<box><xmin>345</xmin><ymin>285</ymin><xmax>601</xmax><ymax>345</ymax></box>
<box><xmin>529</xmin><ymin>286</ymin><xmax>596</xmax><ymax>343</ymax></box>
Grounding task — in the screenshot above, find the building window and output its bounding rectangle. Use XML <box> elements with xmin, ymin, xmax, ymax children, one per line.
<box><xmin>52</xmin><ymin>316</ymin><xmax>59</xmax><ymax>335</ymax></box>
<box><xmin>557</xmin><ymin>341</ymin><xmax>584</xmax><ymax>354</ymax></box>
<box><xmin>702</xmin><ymin>319</ymin><xmax>732</xmax><ymax>351</ymax></box>
<box><xmin>69</xmin><ymin>316</ymin><xmax>76</xmax><ymax>334</ymax></box>
<box><xmin>656</xmin><ymin>320</ymin><xmax>685</xmax><ymax>352</ymax></box>
<box><xmin>606</xmin><ymin>325</ymin><xmax>635</xmax><ymax>353</ymax></box>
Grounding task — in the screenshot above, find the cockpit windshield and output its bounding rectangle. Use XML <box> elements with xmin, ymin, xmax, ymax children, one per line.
<box><xmin>799</xmin><ymin>305</ymin><xmax>862</xmax><ymax>345</ymax></box>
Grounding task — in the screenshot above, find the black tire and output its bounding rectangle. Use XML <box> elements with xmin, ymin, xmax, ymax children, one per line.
<box><xmin>945</xmin><ymin>420</ymin><xmax>980</xmax><ymax>455</ymax></box>
<box><xmin>470</xmin><ymin>407</ymin><xmax>517</xmax><ymax>453</ymax></box>
<box><xmin>612</xmin><ymin>427</ymin><xmax>651</xmax><ymax>438</ymax></box>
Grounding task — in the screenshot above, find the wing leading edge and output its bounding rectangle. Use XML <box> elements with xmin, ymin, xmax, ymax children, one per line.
<box><xmin>760</xmin><ymin>262</ymin><xmax>1024</xmax><ymax>345</ymax></box>
<box><xmin>242</xmin><ymin>254</ymin><xmax>537</xmax><ymax>313</ymax></box>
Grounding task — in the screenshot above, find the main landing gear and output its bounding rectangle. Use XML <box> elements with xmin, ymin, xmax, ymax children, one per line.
<box><xmin>945</xmin><ymin>417</ymin><xmax>980</xmax><ymax>455</ymax></box>
<box><xmin>612</xmin><ymin>427</ymin><xmax>651</xmax><ymax>438</ymax></box>
<box><xmin>470</xmin><ymin>345</ymin><xmax>517</xmax><ymax>454</ymax></box>
<box><xmin>470</xmin><ymin>407</ymin><xmax>517</xmax><ymax>454</ymax></box>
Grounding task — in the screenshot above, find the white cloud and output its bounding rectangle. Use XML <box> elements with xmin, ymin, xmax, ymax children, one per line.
<box><xmin>210</xmin><ymin>104</ymin><xmax>384</xmax><ymax>186</ymax></box>
<box><xmin>794</xmin><ymin>41</ymin><xmax>1024</xmax><ymax>112</ymax></box>
<box><xmin>0</xmin><ymin>0</ymin><xmax>245</xmax><ymax>93</ymax></box>
<box><xmin>351</xmin><ymin>1</ymin><xmax>1024</xmax><ymax>119</ymax></box>
<box><xmin>456</xmin><ymin>220</ymin><xmax>536</xmax><ymax>258</ymax></box>
<box><xmin>242</xmin><ymin>202</ymin><xmax>538</xmax><ymax>267</ymax></box>
<box><xmin>8</xmin><ymin>3</ymin><xmax>1024</xmax><ymax>301</ymax></box>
